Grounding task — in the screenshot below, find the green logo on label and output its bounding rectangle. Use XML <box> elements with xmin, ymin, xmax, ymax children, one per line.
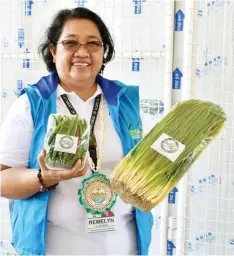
<box><xmin>129</xmin><ymin>129</ymin><xmax>142</xmax><ymax>140</ymax></box>
<box><xmin>59</xmin><ymin>135</ymin><xmax>73</xmax><ymax>149</ymax></box>
<box><xmin>161</xmin><ymin>138</ymin><xmax>179</xmax><ymax>153</ymax></box>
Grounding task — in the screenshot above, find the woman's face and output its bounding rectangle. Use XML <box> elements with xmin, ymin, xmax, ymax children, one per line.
<box><xmin>51</xmin><ymin>18</ymin><xmax>104</xmax><ymax>86</ymax></box>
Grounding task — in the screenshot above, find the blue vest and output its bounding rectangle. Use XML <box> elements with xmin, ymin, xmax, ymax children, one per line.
<box><xmin>10</xmin><ymin>71</ymin><xmax>153</xmax><ymax>255</ymax></box>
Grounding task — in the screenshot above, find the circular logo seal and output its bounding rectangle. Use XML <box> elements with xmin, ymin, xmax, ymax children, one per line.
<box><xmin>59</xmin><ymin>135</ymin><xmax>73</xmax><ymax>149</ymax></box>
<box><xmin>86</xmin><ymin>181</ymin><xmax>112</xmax><ymax>210</ymax></box>
<box><xmin>78</xmin><ymin>174</ymin><xmax>117</xmax><ymax>214</ymax></box>
<box><xmin>161</xmin><ymin>138</ymin><xmax>179</xmax><ymax>153</ymax></box>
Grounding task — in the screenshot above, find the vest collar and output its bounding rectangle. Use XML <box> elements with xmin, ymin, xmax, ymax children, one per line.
<box><xmin>35</xmin><ymin>71</ymin><xmax>126</xmax><ymax>106</ymax></box>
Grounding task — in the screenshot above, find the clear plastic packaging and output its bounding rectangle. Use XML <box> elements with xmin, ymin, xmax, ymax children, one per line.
<box><xmin>44</xmin><ymin>113</ymin><xmax>89</xmax><ymax>170</ymax></box>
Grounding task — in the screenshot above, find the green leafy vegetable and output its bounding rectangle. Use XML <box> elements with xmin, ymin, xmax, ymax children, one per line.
<box><xmin>111</xmin><ymin>99</ymin><xmax>226</xmax><ymax>212</ymax></box>
<box><xmin>45</xmin><ymin>114</ymin><xmax>89</xmax><ymax>170</ymax></box>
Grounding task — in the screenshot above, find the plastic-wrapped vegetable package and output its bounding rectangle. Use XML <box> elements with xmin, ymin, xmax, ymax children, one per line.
<box><xmin>111</xmin><ymin>99</ymin><xmax>226</xmax><ymax>212</ymax></box>
<box><xmin>44</xmin><ymin>114</ymin><xmax>89</xmax><ymax>170</ymax></box>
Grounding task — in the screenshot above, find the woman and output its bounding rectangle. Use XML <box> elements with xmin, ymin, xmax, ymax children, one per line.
<box><xmin>0</xmin><ymin>7</ymin><xmax>153</xmax><ymax>255</ymax></box>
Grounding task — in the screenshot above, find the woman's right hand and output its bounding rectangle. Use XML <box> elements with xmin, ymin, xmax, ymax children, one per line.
<box><xmin>38</xmin><ymin>149</ymin><xmax>88</xmax><ymax>187</ymax></box>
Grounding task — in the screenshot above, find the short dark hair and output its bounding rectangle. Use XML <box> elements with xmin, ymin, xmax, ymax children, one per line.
<box><xmin>38</xmin><ymin>7</ymin><xmax>115</xmax><ymax>73</ymax></box>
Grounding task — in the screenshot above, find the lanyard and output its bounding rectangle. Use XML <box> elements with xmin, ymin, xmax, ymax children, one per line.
<box><xmin>60</xmin><ymin>93</ymin><xmax>102</xmax><ymax>171</ymax></box>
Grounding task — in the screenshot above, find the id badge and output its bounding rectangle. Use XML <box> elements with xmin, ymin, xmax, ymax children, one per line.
<box><xmin>86</xmin><ymin>209</ymin><xmax>117</xmax><ymax>233</ymax></box>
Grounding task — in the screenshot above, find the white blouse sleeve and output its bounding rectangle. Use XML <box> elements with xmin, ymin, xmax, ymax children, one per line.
<box><xmin>0</xmin><ymin>94</ymin><xmax>33</xmax><ymax>168</ymax></box>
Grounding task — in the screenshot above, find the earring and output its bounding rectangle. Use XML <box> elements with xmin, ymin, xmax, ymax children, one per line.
<box><xmin>53</xmin><ymin>58</ymin><xmax>55</xmax><ymax>63</ymax></box>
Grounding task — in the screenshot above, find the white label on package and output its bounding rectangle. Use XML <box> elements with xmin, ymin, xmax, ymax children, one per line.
<box><xmin>151</xmin><ymin>133</ymin><xmax>185</xmax><ymax>162</ymax></box>
<box><xmin>54</xmin><ymin>134</ymin><xmax>78</xmax><ymax>154</ymax></box>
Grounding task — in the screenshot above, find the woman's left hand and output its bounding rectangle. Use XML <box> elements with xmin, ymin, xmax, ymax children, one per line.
<box><xmin>38</xmin><ymin>150</ymin><xmax>89</xmax><ymax>186</ymax></box>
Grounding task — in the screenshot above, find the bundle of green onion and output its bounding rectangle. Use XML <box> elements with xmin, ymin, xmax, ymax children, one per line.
<box><xmin>45</xmin><ymin>114</ymin><xmax>89</xmax><ymax>170</ymax></box>
<box><xmin>111</xmin><ymin>99</ymin><xmax>226</xmax><ymax>212</ymax></box>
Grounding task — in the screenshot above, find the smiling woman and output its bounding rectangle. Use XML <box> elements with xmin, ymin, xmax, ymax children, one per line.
<box><xmin>50</xmin><ymin>18</ymin><xmax>104</xmax><ymax>100</ymax></box>
<box><xmin>0</xmin><ymin>7</ymin><xmax>153</xmax><ymax>256</ymax></box>
<box><xmin>39</xmin><ymin>8</ymin><xmax>114</xmax><ymax>101</ymax></box>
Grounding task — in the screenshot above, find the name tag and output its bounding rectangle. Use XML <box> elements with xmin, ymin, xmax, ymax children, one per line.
<box><xmin>86</xmin><ymin>209</ymin><xmax>116</xmax><ymax>233</ymax></box>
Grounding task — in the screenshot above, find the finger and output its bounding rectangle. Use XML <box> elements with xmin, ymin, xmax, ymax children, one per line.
<box><xmin>38</xmin><ymin>150</ymin><xmax>59</xmax><ymax>181</ymax></box>
<box><xmin>81</xmin><ymin>158</ymin><xmax>89</xmax><ymax>172</ymax></box>
<box><xmin>38</xmin><ymin>149</ymin><xmax>49</xmax><ymax>171</ymax></box>
<box><xmin>71</xmin><ymin>159</ymin><xmax>89</xmax><ymax>177</ymax></box>
<box><xmin>71</xmin><ymin>159</ymin><xmax>83</xmax><ymax>172</ymax></box>
<box><xmin>76</xmin><ymin>169</ymin><xmax>87</xmax><ymax>177</ymax></box>
<box><xmin>76</xmin><ymin>162</ymin><xmax>88</xmax><ymax>177</ymax></box>
<box><xmin>59</xmin><ymin>159</ymin><xmax>87</xmax><ymax>180</ymax></box>
<box><xmin>79</xmin><ymin>160</ymin><xmax>89</xmax><ymax>176</ymax></box>
<box><xmin>59</xmin><ymin>159</ymin><xmax>81</xmax><ymax>180</ymax></box>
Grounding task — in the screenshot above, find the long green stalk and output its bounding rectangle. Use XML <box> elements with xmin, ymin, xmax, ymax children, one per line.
<box><xmin>111</xmin><ymin>99</ymin><xmax>226</xmax><ymax>212</ymax></box>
